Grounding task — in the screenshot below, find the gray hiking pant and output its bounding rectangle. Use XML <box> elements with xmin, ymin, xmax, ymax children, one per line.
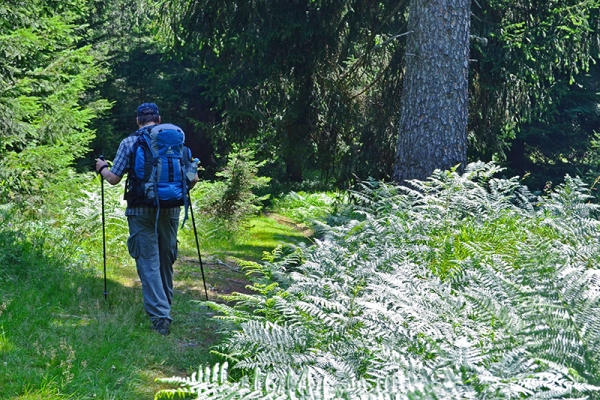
<box><xmin>127</xmin><ymin>209</ymin><xmax>180</xmax><ymax>324</ymax></box>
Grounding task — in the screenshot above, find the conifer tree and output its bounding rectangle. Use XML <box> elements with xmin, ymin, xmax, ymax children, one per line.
<box><xmin>0</xmin><ymin>0</ymin><xmax>109</xmax><ymax>202</ymax></box>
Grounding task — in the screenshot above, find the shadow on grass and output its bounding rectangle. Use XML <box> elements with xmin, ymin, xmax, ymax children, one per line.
<box><xmin>176</xmin><ymin>257</ymin><xmax>254</xmax><ymax>299</ymax></box>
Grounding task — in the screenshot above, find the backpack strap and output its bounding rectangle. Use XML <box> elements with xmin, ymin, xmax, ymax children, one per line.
<box><xmin>123</xmin><ymin>126</ymin><xmax>154</xmax><ymax>202</ymax></box>
<box><xmin>180</xmin><ymin>146</ymin><xmax>192</xmax><ymax>228</ymax></box>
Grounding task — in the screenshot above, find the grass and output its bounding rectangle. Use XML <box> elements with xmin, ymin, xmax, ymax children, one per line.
<box><xmin>213</xmin><ymin>214</ymin><xmax>313</xmax><ymax>261</ymax></box>
<box><xmin>0</xmin><ymin>205</ymin><xmax>315</xmax><ymax>399</ymax></box>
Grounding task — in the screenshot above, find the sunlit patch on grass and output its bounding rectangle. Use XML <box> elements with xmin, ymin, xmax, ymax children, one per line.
<box><xmin>0</xmin><ymin>327</ymin><xmax>14</xmax><ymax>352</ymax></box>
<box><xmin>50</xmin><ymin>314</ymin><xmax>92</xmax><ymax>328</ymax></box>
<box><xmin>223</xmin><ymin>214</ymin><xmax>312</xmax><ymax>261</ymax></box>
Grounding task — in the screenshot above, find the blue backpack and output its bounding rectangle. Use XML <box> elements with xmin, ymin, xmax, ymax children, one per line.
<box><xmin>124</xmin><ymin>123</ymin><xmax>195</xmax><ymax>226</ymax></box>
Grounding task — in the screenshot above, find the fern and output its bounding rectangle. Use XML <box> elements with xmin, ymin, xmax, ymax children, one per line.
<box><xmin>164</xmin><ymin>162</ymin><xmax>600</xmax><ymax>398</ymax></box>
<box><xmin>156</xmin><ymin>362</ymin><xmax>475</xmax><ymax>399</ymax></box>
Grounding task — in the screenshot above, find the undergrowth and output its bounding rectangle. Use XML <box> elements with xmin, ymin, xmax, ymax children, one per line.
<box><xmin>157</xmin><ymin>162</ymin><xmax>600</xmax><ymax>399</ymax></box>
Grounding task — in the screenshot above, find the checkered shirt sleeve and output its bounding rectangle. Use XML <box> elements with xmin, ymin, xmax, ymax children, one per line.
<box><xmin>110</xmin><ymin>136</ymin><xmax>137</xmax><ymax>177</ymax></box>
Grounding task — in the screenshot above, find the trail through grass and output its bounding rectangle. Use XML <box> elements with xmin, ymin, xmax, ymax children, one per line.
<box><xmin>0</xmin><ymin>212</ymin><xmax>311</xmax><ymax>399</ymax></box>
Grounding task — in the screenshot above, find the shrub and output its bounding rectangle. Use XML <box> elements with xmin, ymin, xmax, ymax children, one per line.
<box><xmin>192</xmin><ymin>147</ymin><xmax>270</xmax><ymax>237</ymax></box>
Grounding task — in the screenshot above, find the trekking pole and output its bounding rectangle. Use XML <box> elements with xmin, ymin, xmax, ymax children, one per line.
<box><xmin>99</xmin><ymin>156</ymin><xmax>108</xmax><ymax>300</ymax></box>
<box><xmin>188</xmin><ymin>195</ymin><xmax>209</xmax><ymax>300</ymax></box>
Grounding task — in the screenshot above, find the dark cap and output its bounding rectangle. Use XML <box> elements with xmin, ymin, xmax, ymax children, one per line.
<box><xmin>136</xmin><ymin>103</ymin><xmax>159</xmax><ymax>117</ymax></box>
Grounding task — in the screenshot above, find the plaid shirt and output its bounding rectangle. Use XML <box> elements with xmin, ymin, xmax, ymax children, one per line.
<box><xmin>111</xmin><ymin>127</ymin><xmax>181</xmax><ymax>217</ymax></box>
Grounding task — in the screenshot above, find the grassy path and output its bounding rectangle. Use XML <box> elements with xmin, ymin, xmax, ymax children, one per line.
<box><xmin>0</xmin><ymin>213</ymin><xmax>310</xmax><ymax>399</ymax></box>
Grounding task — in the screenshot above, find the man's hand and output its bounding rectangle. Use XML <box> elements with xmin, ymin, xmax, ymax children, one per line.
<box><xmin>96</xmin><ymin>158</ymin><xmax>109</xmax><ymax>174</ymax></box>
<box><xmin>95</xmin><ymin>158</ymin><xmax>122</xmax><ymax>185</ymax></box>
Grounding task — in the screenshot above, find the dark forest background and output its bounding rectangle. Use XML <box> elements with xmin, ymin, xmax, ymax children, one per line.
<box><xmin>2</xmin><ymin>0</ymin><xmax>600</xmax><ymax>201</ymax></box>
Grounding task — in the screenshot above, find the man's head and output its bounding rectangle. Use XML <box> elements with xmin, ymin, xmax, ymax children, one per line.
<box><xmin>136</xmin><ymin>102</ymin><xmax>160</xmax><ymax>126</ymax></box>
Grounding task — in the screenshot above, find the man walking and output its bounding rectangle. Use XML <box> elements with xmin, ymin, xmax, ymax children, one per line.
<box><xmin>96</xmin><ymin>103</ymin><xmax>198</xmax><ymax>335</ymax></box>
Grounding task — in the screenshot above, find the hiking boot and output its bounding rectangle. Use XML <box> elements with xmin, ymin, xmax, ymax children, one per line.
<box><xmin>152</xmin><ymin>318</ymin><xmax>171</xmax><ymax>335</ymax></box>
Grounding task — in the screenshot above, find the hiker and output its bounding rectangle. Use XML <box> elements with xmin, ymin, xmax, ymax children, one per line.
<box><xmin>95</xmin><ymin>102</ymin><xmax>199</xmax><ymax>335</ymax></box>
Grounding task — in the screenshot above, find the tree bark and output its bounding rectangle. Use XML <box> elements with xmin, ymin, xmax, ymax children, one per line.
<box><xmin>393</xmin><ymin>0</ymin><xmax>470</xmax><ymax>183</ymax></box>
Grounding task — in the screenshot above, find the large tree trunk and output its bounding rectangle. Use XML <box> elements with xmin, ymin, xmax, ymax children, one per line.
<box><xmin>393</xmin><ymin>0</ymin><xmax>471</xmax><ymax>183</ymax></box>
